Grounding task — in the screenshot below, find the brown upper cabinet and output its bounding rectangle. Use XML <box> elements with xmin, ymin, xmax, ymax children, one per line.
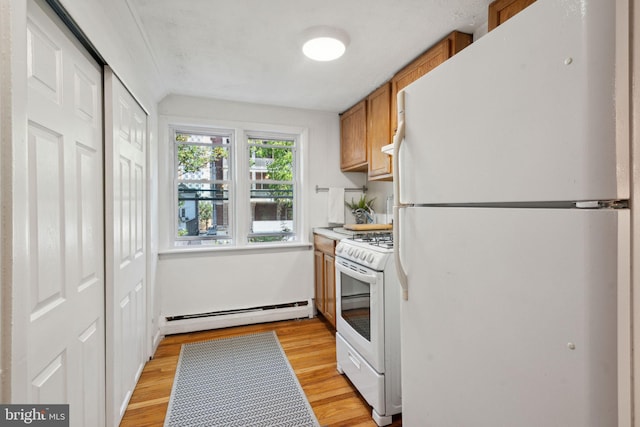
<box><xmin>391</xmin><ymin>31</ymin><xmax>472</xmax><ymax>137</ymax></box>
<box><xmin>340</xmin><ymin>100</ymin><xmax>367</xmax><ymax>172</ymax></box>
<box><xmin>367</xmin><ymin>83</ymin><xmax>393</xmax><ymax>180</ymax></box>
<box><xmin>340</xmin><ymin>30</ymin><xmax>472</xmax><ymax>177</ymax></box>
<box><xmin>488</xmin><ymin>0</ymin><xmax>537</xmax><ymax>31</ymax></box>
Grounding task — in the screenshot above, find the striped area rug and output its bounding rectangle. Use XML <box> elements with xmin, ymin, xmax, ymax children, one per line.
<box><xmin>164</xmin><ymin>331</ymin><xmax>320</xmax><ymax>427</ymax></box>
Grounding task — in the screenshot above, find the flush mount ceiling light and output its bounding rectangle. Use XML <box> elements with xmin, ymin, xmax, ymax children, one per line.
<box><xmin>302</xmin><ymin>26</ymin><xmax>350</xmax><ymax>62</ymax></box>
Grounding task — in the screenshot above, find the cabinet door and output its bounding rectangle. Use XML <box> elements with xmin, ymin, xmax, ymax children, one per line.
<box><xmin>488</xmin><ymin>0</ymin><xmax>537</xmax><ymax>31</ymax></box>
<box><xmin>367</xmin><ymin>83</ymin><xmax>393</xmax><ymax>180</ymax></box>
<box><xmin>391</xmin><ymin>40</ymin><xmax>448</xmax><ymax>136</ymax></box>
<box><xmin>314</xmin><ymin>250</ymin><xmax>325</xmax><ymax>314</ymax></box>
<box><xmin>340</xmin><ymin>100</ymin><xmax>368</xmax><ymax>172</ymax></box>
<box><xmin>391</xmin><ymin>31</ymin><xmax>472</xmax><ymax>135</ymax></box>
<box><xmin>324</xmin><ymin>254</ymin><xmax>336</xmax><ymax>327</ymax></box>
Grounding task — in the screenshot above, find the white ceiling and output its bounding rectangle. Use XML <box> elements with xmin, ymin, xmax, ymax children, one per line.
<box><xmin>128</xmin><ymin>0</ymin><xmax>492</xmax><ymax>113</ymax></box>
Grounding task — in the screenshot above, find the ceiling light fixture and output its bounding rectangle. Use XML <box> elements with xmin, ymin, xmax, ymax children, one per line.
<box><xmin>302</xmin><ymin>26</ymin><xmax>349</xmax><ymax>62</ymax></box>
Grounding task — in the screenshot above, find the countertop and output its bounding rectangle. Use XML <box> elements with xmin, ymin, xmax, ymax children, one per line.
<box><xmin>313</xmin><ymin>225</ymin><xmax>394</xmax><ymax>241</ymax></box>
<box><xmin>312</xmin><ymin>227</ymin><xmax>355</xmax><ymax>241</ymax></box>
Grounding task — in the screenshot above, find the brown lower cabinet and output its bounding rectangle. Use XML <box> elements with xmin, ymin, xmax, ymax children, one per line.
<box><xmin>314</xmin><ymin>234</ymin><xmax>337</xmax><ymax>327</ymax></box>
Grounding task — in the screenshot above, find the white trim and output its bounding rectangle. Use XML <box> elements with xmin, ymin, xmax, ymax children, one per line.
<box><xmin>9</xmin><ymin>0</ymin><xmax>30</xmax><ymax>404</ymax></box>
<box><xmin>158</xmin><ymin>242</ymin><xmax>312</xmax><ymax>257</ymax></box>
<box><xmin>145</xmin><ymin>105</ymin><xmax>158</xmax><ymax>366</ymax></box>
<box><xmin>171</xmin><ymin>125</ymin><xmax>235</xmax><ymax>244</ymax></box>
<box><xmin>151</xmin><ymin>329</ymin><xmax>163</xmax><ymax>358</ymax></box>
<box><xmin>629</xmin><ymin>0</ymin><xmax>640</xmax><ymax>425</ymax></box>
<box><xmin>617</xmin><ymin>0</ymin><xmax>638</xmax><ymax>425</ymax></box>
<box><xmin>0</xmin><ymin>0</ymin><xmax>16</xmax><ymax>403</ymax></box>
<box><xmin>244</xmin><ymin>129</ymin><xmax>300</xmax><ymax>243</ymax></box>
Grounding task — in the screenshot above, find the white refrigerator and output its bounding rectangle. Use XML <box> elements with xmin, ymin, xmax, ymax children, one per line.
<box><xmin>393</xmin><ymin>0</ymin><xmax>629</xmax><ymax>426</ymax></box>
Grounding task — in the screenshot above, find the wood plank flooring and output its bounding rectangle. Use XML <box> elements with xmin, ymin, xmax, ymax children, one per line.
<box><xmin>120</xmin><ymin>317</ymin><xmax>402</xmax><ymax>427</ymax></box>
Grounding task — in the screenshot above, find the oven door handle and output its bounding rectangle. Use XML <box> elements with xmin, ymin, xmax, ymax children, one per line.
<box><xmin>335</xmin><ymin>260</ymin><xmax>378</xmax><ymax>284</ymax></box>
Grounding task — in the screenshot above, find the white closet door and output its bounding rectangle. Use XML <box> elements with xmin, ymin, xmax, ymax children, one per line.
<box><xmin>24</xmin><ymin>1</ymin><xmax>105</xmax><ymax>425</ymax></box>
<box><xmin>105</xmin><ymin>68</ymin><xmax>148</xmax><ymax>426</ymax></box>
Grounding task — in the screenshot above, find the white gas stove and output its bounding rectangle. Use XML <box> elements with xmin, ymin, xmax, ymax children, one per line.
<box><xmin>335</xmin><ymin>232</ymin><xmax>393</xmax><ymax>272</ymax></box>
<box><xmin>334</xmin><ymin>230</ymin><xmax>401</xmax><ymax>426</ymax></box>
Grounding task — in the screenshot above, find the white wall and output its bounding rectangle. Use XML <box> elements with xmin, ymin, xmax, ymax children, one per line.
<box><xmin>157</xmin><ymin>94</ymin><xmax>363</xmax><ymax>319</ymax></box>
<box><xmin>57</xmin><ymin>0</ymin><xmax>164</xmax><ymax>108</ymax></box>
<box><xmin>366</xmin><ymin>181</ymin><xmax>394</xmax><ymax>223</ymax></box>
<box><xmin>158</xmin><ymin>247</ymin><xmax>314</xmax><ymax>318</ymax></box>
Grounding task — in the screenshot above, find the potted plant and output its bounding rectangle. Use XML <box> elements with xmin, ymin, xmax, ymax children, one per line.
<box><xmin>345</xmin><ymin>195</ymin><xmax>375</xmax><ymax>224</ymax></box>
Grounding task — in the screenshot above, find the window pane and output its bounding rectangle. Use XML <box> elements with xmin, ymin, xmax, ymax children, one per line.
<box><xmin>248</xmin><ymin>145</ymin><xmax>293</xmax><ymax>181</ymax></box>
<box><xmin>248</xmin><ymin>138</ymin><xmax>294</xmax><ymax>147</ymax></box>
<box><xmin>249</xmin><ymin>184</ymin><xmax>294</xmax><ymax>241</ymax></box>
<box><xmin>177</xmin><ymin>132</ymin><xmax>231</xmax><ymax>145</ymax></box>
<box><xmin>177</xmin><ymin>144</ymin><xmax>230</xmax><ymax>181</ymax></box>
<box><xmin>177</xmin><ymin>183</ymin><xmax>231</xmax><ymax>243</ymax></box>
<box><xmin>248</xmin><ymin>235</ymin><xmax>295</xmax><ymax>243</ymax></box>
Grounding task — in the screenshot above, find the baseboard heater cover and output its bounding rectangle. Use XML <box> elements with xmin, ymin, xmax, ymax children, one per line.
<box><xmin>165</xmin><ymin>301</ymin><xmax>309</xmax><ymax>322</ymax></box>
<box><xmin>160</xmin><ymin>300</ymin><xmax>314</xmax><ymax>335</ymax></box>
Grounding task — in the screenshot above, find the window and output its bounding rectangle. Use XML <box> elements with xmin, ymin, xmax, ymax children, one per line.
<box><xmin>175</xmin><ymin>129</ymin><xmax>233</xmax><ymax>246</ymax></box>
<box><xmin>172</xmin><ymin>126</ymin><xmax>300</xmax><ymax>247</ymax></box>
<box><xmin>248</xmin><ymin>135</ymin><xmax>296</xmax><ymax>243</ymax></box>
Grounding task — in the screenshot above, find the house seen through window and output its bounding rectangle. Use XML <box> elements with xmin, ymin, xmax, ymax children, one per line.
<box><xmin>176</xmin><ymin>130</ymin><xmax>232</xmax><ymax>245</ymax></box>
<box><xmin>248</xmin><ymin>136</ymin><xmax>296</xmax><ymax>243</ymax></box>
<box><xmin>174</xmin><ymin>128</ymin><xmax>298</xmax><ymax>246</ymax></box>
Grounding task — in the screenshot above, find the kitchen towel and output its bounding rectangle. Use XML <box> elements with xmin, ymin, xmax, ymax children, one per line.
<box><xmin>328</xmin><ymin>187</ymin><xmax>345</xmax><ymax>224</ymax></box>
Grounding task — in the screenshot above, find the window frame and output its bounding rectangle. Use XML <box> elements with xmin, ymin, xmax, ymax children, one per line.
<box><xmin>172</xmin><ymin>125</ymin><xmax>235</xmax><ymax>246</ymax></box>
<box><xmin>167</xmin><ymin>121</ymin><xmax>305</xmax><ymax>250</ymax></box>
<box><xmin>245</xmin><ymin>131</ymin><xmax>298</xmax><ymax>244</ymax></box>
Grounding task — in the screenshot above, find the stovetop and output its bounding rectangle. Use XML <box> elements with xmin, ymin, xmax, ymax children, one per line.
<box><xmin>349</xmin><ymin>231</ymin><xmax>393</xmax><ymax>250</ymax></box>
<box><xmin>328</xmin><ymin>227</ymin><xmax>394</xmax><ymax>249</ymax></box>
<box><xmin>336</xmin><ymin>231</ymin><xmax>394</xmax><ymax>271</ymax></box>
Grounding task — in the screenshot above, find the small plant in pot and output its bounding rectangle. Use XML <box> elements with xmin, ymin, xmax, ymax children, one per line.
<box><xmin>345</xmin><ymin>195</ymin><xmax>375</xmax><ymax>224</ymax></box>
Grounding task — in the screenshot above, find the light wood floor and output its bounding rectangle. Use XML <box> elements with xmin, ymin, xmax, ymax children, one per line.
<box><xmin>120</xmin><ymin>316</ymin><xmax>402</xmax><ymax>427</ymax></box>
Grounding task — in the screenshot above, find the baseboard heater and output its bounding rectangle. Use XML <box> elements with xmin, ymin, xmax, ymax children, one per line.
<box><xmin>160</xmin><ymin>300</ymin><xmax>314</xmax><ymax>336</ymax></box>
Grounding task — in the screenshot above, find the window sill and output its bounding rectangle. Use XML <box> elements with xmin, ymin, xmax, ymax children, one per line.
<box><xmin>158</xmin><ymin>242</ymin><xmax>312</xmax><ymax>258</ymax></box>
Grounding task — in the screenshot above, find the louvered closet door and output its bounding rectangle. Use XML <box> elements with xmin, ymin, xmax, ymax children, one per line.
<box><xmin>25</xmin><ymin>1</ymin><xmax>105</xmax><ymax>425</ymax></box>
<box><xmin>105</xmin><ymin>68</ymin><xmax>148</xmax><ymax>427</ymax></box>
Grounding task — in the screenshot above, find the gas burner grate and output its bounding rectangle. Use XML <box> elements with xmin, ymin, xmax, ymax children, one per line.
<box><xmin>350</xmin><ymin>231</ymin><xmax>394</xmax><ymax>248</ymax></box>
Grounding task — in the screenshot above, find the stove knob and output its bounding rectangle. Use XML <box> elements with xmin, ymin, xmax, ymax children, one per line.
<box><xmin>353</xmin><ymin>249</ymin><xmax>361</xmax><ymax>258</ymax></box>
<box><xmin>360</xmin><ymin>251</ymin><xmax>367</xmax><ymax>260</ymax></box>
<box><xmin>335</xmin><ymin>244</ymin><xmax>343</xmax><ymax>254</ymax></box>
<box><xmin>347</xmin><ymin>247</ymin><xmax>353</xmax><ymax>256</ymax></box>
<box><xmin>367</xmin><ymin>253</ymin><xmax>375</xmax><ymax>263</ymax></box>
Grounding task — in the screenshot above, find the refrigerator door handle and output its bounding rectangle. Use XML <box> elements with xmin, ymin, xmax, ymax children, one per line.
<box><xmin>393</xmin><ymin>90</ymin><xmax>409</xmax><ymax>300</ymax></box>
